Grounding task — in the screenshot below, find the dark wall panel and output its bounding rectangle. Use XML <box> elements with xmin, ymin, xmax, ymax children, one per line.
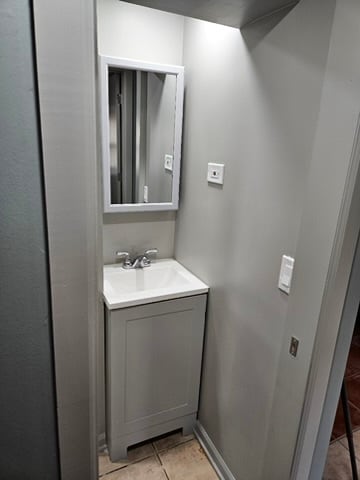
<box><xmin>0</xmin><ymin>1</ymin><xmax>60</xmax><ymax>478</ymax></box>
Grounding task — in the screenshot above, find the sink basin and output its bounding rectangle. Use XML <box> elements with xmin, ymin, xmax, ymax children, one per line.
<box><xmin>103</xmin><ymin>259</ymin><xmax>208</xmax><ymax>309</ymax></box>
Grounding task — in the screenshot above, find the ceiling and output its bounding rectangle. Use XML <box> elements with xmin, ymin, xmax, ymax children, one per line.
<box><xmin>122</xmin><ymin>0</ymin><xmax>299</xmax><ymax>28</ymax></box>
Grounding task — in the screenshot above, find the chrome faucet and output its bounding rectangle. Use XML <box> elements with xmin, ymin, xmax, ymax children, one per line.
<box><xmin>116</xmin><ymin>248</ymin><xmax>159</xmax><ymax>269</ymax></box>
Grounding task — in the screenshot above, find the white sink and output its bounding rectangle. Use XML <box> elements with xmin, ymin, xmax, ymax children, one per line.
<box><xmin>103</xmin><ymin>259</ymin><xmax>208</xmax><ymax>309</ymax></box>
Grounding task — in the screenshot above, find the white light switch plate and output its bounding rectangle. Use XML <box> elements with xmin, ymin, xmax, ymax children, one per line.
<box><xmin>278</xmin><ymin>255</ymin><xmax>295</xmax><ymax>294</ymax></box>
<box><xmin>164</xmin><ymin>154</ymin><xmax>173</xmax><ymax>172</ymax></box>
<box><xmin>207</xmin><ymin>163</ymin><xmax>225</xmax><ymax>185</ymax></box>
<box><xmin>143</xmin><ymin>185</ymin><xmax>148</xmax><ymax>203</ymax></box>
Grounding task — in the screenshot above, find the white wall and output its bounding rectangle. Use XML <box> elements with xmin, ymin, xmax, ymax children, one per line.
<box><xmin>97</xmin><ymin>0</ymin><xmax>184</xmax><ymax>263</ymax></box>
<box><xmin>97</xmin><ymin>0</ymin><xmax>184</xmax><ymax>65</ymax></box>
<box><xmin>175</xmin><ymin>1</ymin><xmax>338</xmax><ymax>479</ymax></box>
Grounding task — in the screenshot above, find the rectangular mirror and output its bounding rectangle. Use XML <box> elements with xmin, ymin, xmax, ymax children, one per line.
<box><xmin>100</xmin><ymin>56</ymin><xmax>184</xmax><ymax>212</ymax></box>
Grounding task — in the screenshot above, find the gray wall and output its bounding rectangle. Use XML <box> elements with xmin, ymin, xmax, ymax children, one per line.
<box><xmin>33</xmin><ymin>0</ymin><xmax>100</xmax><ymax>478</ymax></box>
<box><xmin>175</xmin><ymin>1</ymin><xmax>336</xmax><ymax>479</ymax></box>
<box><xmin>97</xmin><ymin>0</ymin><xmax>184</xmax><ymax>263</ymax></box>
<box><xmin>146</xmin><ymin>73</ymin><xmax>176</xmax><ymax>204</ymax></box>
<box><xmin>267</xmin><ymin>0</ymin><xmax>360</xmax><ymax>477</ymax></box>
<box><xmin>0</xmin><ymin>1</ymin><xmax>60</xmax><ymax>478</ymax></box>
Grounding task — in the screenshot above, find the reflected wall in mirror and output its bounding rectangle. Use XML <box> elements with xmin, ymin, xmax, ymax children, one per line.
<box><xmin>100</xmin><ymin>56</ymin><xmax>184</xmax><ymax>213</ymax></box>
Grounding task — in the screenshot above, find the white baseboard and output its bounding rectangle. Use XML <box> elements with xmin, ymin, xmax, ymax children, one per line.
<box><xmin>194</xmin><ymin>421</ymin><xmax>236</xmax><ymax>480</ymax></box>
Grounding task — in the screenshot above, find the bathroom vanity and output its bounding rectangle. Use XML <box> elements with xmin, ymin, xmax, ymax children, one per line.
<box><xmin>99</xmin><ymin>52</ymin><xmax>200</xmax><ymax>461</ymax></box>
<box><xmin>103</xmin><ymin>259</ymin><xmax>208</xmax><ymax>461</ymax></box>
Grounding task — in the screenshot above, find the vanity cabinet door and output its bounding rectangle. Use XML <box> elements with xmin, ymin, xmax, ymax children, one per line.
<box><xmin>106</xmin><ymin>294</ymin><xmax>206</xmax><ymax>440</ymax></box>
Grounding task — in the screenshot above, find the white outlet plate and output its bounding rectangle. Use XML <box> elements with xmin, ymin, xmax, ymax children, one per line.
<box><xmin>207</xmin><ymin>163</ymin><xmax>225</xmax><ymax>185</ymax></box>
<box><xmin>164</xmin><ymin>154</ymin><xmax>173</xmax><ymax>172</ymax></box>
<box><xmin>143</xmin><ymin>185</ymin><xmax>148</xmax><ymax>203</ymax></box>
<box><xmin>278</xmin><ymin>255</ymin><xmax>295</xmax><ymax>294</ymax></box>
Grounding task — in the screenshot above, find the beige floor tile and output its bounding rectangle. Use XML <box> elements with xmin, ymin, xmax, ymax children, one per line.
<box><xmin>339</xmin><ymin>436</ymin><xmax>353</xmax><ymax>453</ymax></box>
<box><xmin>101</xmin><ymin>456</ymin><xmax>167</xmax><ymax>480</ymax></box>
<box><xmin>340</xmin><ymin>429</ymin><xmax>360</xmax><ymax>461</ymax></box>
<box><xmin>354</xmin><ymin>429</ymin><xmax>360</xmax><ymax>459</ymax></box>
<box><xmin>323</xmin><ymin>440</ymin><xmax>359</xmax><ymax>479</ymax></box>
<box><xmin>153</xmin><ymin>430</ymin><xmax>195</xmax><ymax>453</ymax></box>
<box><xmin>99</xmin><ymin>442</ymin><xmax>155</xmax><ymax>476</ymax></box>
<box><xmin>158</xmin><ymin>439</ymin><xmax>218</xmax><ymax>480</ymax></box>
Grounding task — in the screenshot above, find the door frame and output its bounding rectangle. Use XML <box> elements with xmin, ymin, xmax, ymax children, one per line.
<box><xmin>291</xmin><ymin>115</ymin><xmax>360</xmax><ymax>479</ymax></box>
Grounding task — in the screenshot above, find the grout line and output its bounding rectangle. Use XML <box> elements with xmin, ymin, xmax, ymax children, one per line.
<box><xmin>348</xmin><ymin>374</ymin><xmax>360</xmax><ymax>383</ymax></box>
<box><xmin>153</xmin><ymin>446</ymin><xmax>172</xmax><ymax>480</ymax></box>
<box><xmin>99</xmin><ymin>464</ymin><xmax>129</xmax><ymax>478</ymax></box>
<box><xmin>339</xmin><ymin>438</ymin><xmax>350</xmax><ymax>451</ymax></box>
<box><xmin>153</xmin><ymin>436</ymin><xmax>195</xmax><ymax>455</ymax></box>
<box><xmin>99</xmin><ymin>435</ymin><xmax>195</xmax><ymax>479</ymax></box>
<box><xmin>349</xmin><ymin>400</ymin><xmax>360</xmax><ymax>413</ymax></box>
<box><xmin>339</xmin><ymin>434</ymin><xmax>360</xmax><ymax>462</ymax></box>
<box><xmin>154</xmin><ymin>445</ymin><xmax>164</xmax><ymax>466</ymax></box>
<box><xmin>98</xmin><ymin>448</ymin><xmax>156</xmax><ymax>478</ymax></box>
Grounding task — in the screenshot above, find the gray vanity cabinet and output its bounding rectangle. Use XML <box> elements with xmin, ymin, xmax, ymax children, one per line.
<box><xmin>105</xmin><ymin>294</ymin><xmax>207</xmax><ymax>461</ymax></box>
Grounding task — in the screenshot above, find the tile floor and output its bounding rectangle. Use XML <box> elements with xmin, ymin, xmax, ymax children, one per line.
<box><xmin>331</xmin><ymin>323</ymin><xmax>360</xmax><ymax>441</ymax></box>
<box><xmin>324</xmin><ymin>318</ymin><xmax>360</xmax><ymax>477</ymax></box>
<box><xmin>323</xmin><ymin>433</ymin><xmax>360</xmax><ymax>479</ymax></box>
<box><xmin>98</xmin><ymin>430</ymin><xmax>219</xmax><ymax>480</ymax></box>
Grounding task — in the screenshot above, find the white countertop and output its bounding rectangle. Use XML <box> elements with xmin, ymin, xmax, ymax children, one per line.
<box><xmin>103</xmin><ymin>258</ymin><xmax>209</xmax><ymax>310</ymax></box>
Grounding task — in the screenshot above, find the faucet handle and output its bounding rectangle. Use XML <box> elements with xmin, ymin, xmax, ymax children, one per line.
<box><xmin>144</xmin><ymin>248</ymin><xmax>158</xmax><ymax>258</ymax></box>
<box><xmin>141</xmin><ymin>248</ymin><xmax>158</xmax><ymax>267</ymax></box>
<box><xmin>116</xmin><ymin>251</ymin><xmax>131</xmax><ymax>266</ymax></box>
<box><xmin>116</xmin><ymin>251</ymin><xmax>130</xmax><ymax>258</ymax></box>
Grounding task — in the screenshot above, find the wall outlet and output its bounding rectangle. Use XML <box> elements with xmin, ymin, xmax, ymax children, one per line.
<box><xmin>164</xmin><ymin>154</ymin><xmax>173</xmax><ymax>172</ymax></box>
<box><xmin>207</xmin><ymin>163</ymin><xmax>225</xmax><ymax>185</ymax></box>
<box><xmin>143</xmin><ymin>185</ymin><xmax>148</xmax><ymax>203</ymax></box>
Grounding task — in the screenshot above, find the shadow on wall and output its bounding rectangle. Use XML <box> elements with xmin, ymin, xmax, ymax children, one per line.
<box><xmin>239</xmin><ymin>0</ymin><xmax>337</xmax><ymax>246</ymax></box>
<box><xmin>198</xmin><ymin>287</ymin><xmax>276</xmax><ymax>478</ymax></box>
<box><xmin>242</xmin><ymin>0</ymin><xmax>336</xmax><ymax>59</ymax></box>
<box><xmin>241</xmin><ymin>3</ymin><xmax>299</xmax><ymax>51</ymax></box>
<box><xmin>240</xmin><ymin>0</ymin><xmax>300</xmax><ymax>29</ymax></box>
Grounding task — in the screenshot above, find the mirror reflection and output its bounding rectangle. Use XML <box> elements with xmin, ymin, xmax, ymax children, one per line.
<box><xmin>108</xmin><ymin>68</ymin><xmax>177</xmax><ymax>205</ymax></box>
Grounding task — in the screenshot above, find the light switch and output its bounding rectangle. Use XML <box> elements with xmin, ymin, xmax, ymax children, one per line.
<box><xmin>207</xmin><ymin>163</ymin><xmax>225</xmax><ymax>185</ymax></box>
<box><xmin>164</xmin><ymin>154</ymin><xmax>173</xmax><ymax>172</ymax></box>
<box><xmin>278</xmin><ymin>255</ymin><xmax>295</xmax><ymax>294</ymax></box>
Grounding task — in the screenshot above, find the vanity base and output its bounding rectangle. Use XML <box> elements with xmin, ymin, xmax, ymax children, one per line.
<box><xmin>108</xmin><ymin>413</ymin><xmax>196</xmax><ymax>461</ymax></box>
<box><xmin>106</xmin><ymin>295</ymin><xmax>207</xmax><ymax>463</ymax></box>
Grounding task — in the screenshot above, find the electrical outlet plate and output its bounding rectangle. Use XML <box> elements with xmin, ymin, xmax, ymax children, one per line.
<box><xmin>207</xmin><ymin>163</ymin><xmax>225</xmax><ymax>185</ymax></box>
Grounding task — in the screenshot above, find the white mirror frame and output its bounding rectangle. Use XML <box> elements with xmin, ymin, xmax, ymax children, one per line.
<box><xmin>99</xmin><ymin>55</ymin><xmax>184</xmax><ymax>213</ymax></box>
